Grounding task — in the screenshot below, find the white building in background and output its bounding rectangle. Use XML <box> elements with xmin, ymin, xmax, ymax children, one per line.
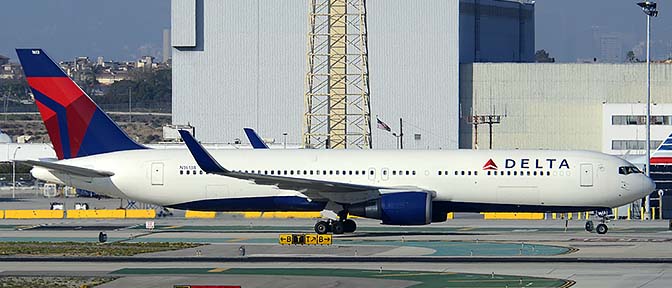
<box><xmin>170</xmin><ymin>0</ymin><xmax>535</xmax><ymax>149</ymax></box>
<box><xmin>602</xmin><ymin>104</ymin><xmax>672</xmax><ymax>156</ymax></box>
<box><xmin>460</xmin><ymin>63</ymin><xmax>672</xmax><ymax>152</ymax></box>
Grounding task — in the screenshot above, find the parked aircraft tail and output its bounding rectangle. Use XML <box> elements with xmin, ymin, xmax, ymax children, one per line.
<box><xmin>651</xmin><ymin>132</ymin><xmax>672</xmax><ymax>164</ymax></box>
<box><xmin>16</xmin><ymin>48</ymin><xmax>145</xmax><ymax>159</ymax></box>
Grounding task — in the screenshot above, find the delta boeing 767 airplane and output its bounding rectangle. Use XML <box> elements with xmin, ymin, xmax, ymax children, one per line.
<box><xmin>15</xmin><ymin>49</ymin><xmax>655</xmax><ymax>235</ymax></box>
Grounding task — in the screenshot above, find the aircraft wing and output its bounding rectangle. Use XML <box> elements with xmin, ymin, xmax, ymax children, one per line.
<box><xmin>179</xmin><ymin>130</ymin><xmax>387</xmax><ymax>203</ymax></box>
<box><xmin>17</xmin><ymin>160</ymin><xmax>114</xmax><ymax>178</ymax></box>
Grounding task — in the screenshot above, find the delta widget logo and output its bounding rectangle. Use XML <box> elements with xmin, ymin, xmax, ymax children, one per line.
<box><xmin>483</xmin><ymin>159</ymin><xmax>498</xmax><ymax>170</ymax></box>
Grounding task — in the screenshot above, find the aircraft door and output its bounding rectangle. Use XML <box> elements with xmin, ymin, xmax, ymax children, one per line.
<box><xmin>381</xmin><ymin>168</ymin><xmax>389</xmax><ymax>181</ymax></box>
<box><xmin>580</xmin><ymin>163</ymin><xmax>593</xmax><ymax>187</ymax></box>
<box><xmin>151</xmin><ymin>162</ymin><xmax>164</xmax><ymax>186</ymax></box>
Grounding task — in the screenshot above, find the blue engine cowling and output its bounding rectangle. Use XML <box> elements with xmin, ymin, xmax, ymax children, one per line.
<box><xmin>349</xmin><ymin>191</ymin><xmax>432</xmax><ymax>225</ymax></box>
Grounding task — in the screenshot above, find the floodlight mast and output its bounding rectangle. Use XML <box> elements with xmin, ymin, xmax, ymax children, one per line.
<box><xmin>637</xmin><ymin>1</ymin><xmax>658</xmax><ymax>220</ymax></box>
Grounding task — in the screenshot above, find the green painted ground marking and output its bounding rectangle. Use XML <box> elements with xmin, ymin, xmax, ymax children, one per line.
<box><xmin>0</xmin><ymin>237</ymin><xmax>126</xmax><ymax>242</ymax></box>
<box><xmin>111</xmin><ymin>268</ymin><xmax>571</xmax><ymax>288</ymax></box>
<box><xmin>339</xmin><ymin>239</ymin><xmax>570</xmax><ymax>256</ymax></box>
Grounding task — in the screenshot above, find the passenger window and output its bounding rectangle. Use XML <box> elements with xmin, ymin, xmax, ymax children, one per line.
<box><xmin>474</xmin><ymin>171</ymin><xmax>478</xmax><ymax>176</ymax></box>
<box><xmin>349</xmin><ymin>171</ymin><xmax>353</xmax><ymax>175</ymax></box>
<box><xmin>393</xmin><ymin>171</ymin><xmax>397</xmax><ymax>175</ymax></box>
<box><xmin>186</xmin><ymin>170</ymin><xmax>190</xmax><ymax>175</ymax></box>
<box><xmin>412</xmin><ymin>171</ymin><xmax>416</xmax><ymax>175</ymax></box>
<box><xmin>370</xmin><ymin>170</ymin><xmax>374</xmax><ymax>175</ymax></box>
<box><xmin>546</xmin><ymin>171</ymin><xmax>551</xmax><ymax>176</ymax></box>
<box><xmin>200</xmin><ymin>171</ymin><xmax>204</xmax><ymax>175</ymax></box>
<box><xmin>513</xmin><ymin>171</ymin><xmax>517</xmax><ymax>176</ymax></box>
<box><xmin>336</xmin><ymin>171</ymin><xmax>339</xmax><ymax>175</ymax></box>
<box><xmin>310</xmin><ymin>170</ymin><xmax>314</xmax><ymax>175</ymax></box>
<box><xmin>461</xmin><ymin>171</ymin><xmax>465</xmax><ymax>176</ymax></box>
<box><xmin>383</xmin><ymin>170</ymin><xmax>387</xmax><ymax>175</ymax></box>
<box><xmin>438</xmin><ymin>171</ymin><xmax>442</xmax><ymax>176</ymax></box>
<box><xmin>467</xmin><ymin>171</ymin><xmax>472</xmax><ymax>176</ymax></box>
<box><xmin>180</xmin><ymin>170</ymin><xmax>184</xmax><ymax>175</ymax></box>
<box><xmin>487</xmin><ymin>171</ymin><xmax>490</xmax><ymax>175</ymax></box>
<box><xmin>271</xmin><ymin>171</ymin><xmax>274</xmax><ymax>175</ymax></box>
<box><xmin>507</xmin><ymin>171</ymin><xmax>511</xmax><ymax>176</ymax></box>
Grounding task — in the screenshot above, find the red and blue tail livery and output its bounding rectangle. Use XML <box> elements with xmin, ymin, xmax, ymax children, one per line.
<box><xmin>16</xmin><ymin>48</ymin><xmax>145</xmax><ymax>159</ymax></box>
<box><xmin>651</xmin><ymin>132</ymin><xmax>672</xmax><ymax>164</ymax></box>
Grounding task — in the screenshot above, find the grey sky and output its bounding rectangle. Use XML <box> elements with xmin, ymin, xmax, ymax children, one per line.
<box><xmin>0</xmin><ymin>0</ymin><xmax>169</xmax><ymax>62</ymax></box>
<box><xmin>535</xmin><ymin>0</ymin><xmax>672</xmax><ymax>62</ymax></box>
<box><xmin>0</xmin><ymin>0</ymin><xmax>670</xmax><ymax>63</ymax></box>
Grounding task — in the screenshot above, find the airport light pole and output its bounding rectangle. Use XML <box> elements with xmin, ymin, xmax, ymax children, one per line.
<box><xmin>11</xmin><ymin>146</ymin><xmax>21</xmax><ymax>199</ymax></box>
<box><xmin>638</xmin><ymin>1</ymin><xmax>658</xmax><ymax>220</ymax></box>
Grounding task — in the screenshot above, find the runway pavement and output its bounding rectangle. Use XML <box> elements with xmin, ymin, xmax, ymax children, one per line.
<box><xmin>0</xmin><ymin>217</ymin><xmax>671</xmax><ymax>287</ymax></box>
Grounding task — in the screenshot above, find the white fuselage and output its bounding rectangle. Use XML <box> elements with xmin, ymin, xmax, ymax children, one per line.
<box><xmin>31</xmin><ymin>149</ymin><xmax>654</xmax><ymax>212</ymax></box>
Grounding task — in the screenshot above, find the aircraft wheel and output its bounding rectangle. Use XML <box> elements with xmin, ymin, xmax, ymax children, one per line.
<box><xmin>585</xmin><ymin>220</ymin><xmax>594</xmax><ymax>232</ymax></box>
<box><xmin>596</xmin><ymin>223</ymin><xmax>608</xmax><ymax>235</ymax></box>
<box><xmin>314</xmin><ymin>221</ymin><xmax>329</xmax><ymax>234</ymax></box>
<box><xmin>343</xmin><ymin>219</ymin><xmax>357</xmax><ymax>233</ymax></box>
<box><xmin>331</xmin><ymin>221</ymin><xmax>345</xmax><ymax>234</ymax></box>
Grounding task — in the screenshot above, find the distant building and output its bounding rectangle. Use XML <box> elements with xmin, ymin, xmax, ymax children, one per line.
<box><xmin>137</xmin><ymin>56</ymin><xmax>155</xmax><ymax>69</ymax></box>
<box><xmin>96</xmin><ymin>71</ymin><xmax>131</xmax><ymax>85</ymax></box>
<box><xmin>0</xmin><ymin>62</ymin><xmax>22</xmax><ymax>79</ymax></box>
<box><xmin>163</xmin><ymin>28</ymin><xmax>171</xmax><ymax>63</ymax></box>
<box><xmin>600</xmin><ymin>33</ymin><xmax>623</xmax><ymax>63</ymax></box>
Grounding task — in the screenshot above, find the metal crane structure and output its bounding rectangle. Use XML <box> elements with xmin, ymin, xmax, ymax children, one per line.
<box><xmin>303</xmin><ymin>0</ymin><xmax>372</xmax><ymax>149</ymax></box>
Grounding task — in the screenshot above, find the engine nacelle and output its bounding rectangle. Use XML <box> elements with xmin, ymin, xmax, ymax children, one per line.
<box><xmin>349</xmin><ymin>191</ymin><xmax>432</xmax><ymax>225</ymax></box>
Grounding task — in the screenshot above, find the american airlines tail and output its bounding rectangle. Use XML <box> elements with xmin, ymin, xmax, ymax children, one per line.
<box><xmin>650</xmin><ymin>132</ymin><xmax>672</xmax><ymax>164</ymax></box>
<box><xmin>16</xmin><ymin>49</ymin><xmax>145</xmax><ymax>160</ymax></box>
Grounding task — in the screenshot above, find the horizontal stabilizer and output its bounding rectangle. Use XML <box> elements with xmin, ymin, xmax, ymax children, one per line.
<box><xmin>17</xmin><ymin>160</ymin><xmax>114</xmax><ymax>178</ymax></box>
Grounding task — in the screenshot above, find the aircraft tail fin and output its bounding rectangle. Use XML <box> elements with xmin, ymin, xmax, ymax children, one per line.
<box><xmin>16</xmin><ymin>48</ymin><xmax>145</xmax><ymax>159</ymax></box>
<box><xmin>651</xmin><ymin>132</ymin><xmax>672</xmax><ymax>164</ymax></box>
<box><xmin>243</xmin><ymin>128</ymin><xmax>269</xmax><ymax>149</ymax></box>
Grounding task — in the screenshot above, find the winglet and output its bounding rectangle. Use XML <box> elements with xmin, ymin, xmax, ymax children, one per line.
<box><xmin>243</xmin><ymin>128</ymin><xmax>269</xmax><ymax>149</ymax></box>
<box><xmin>178</xmin><ymin>130</ymin><xmax>229</xmax><ymax>174</ymax></box>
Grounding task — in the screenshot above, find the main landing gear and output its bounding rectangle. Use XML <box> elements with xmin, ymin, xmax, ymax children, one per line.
<box><xmin>314</xmin><ymin>211</ymin><xmax>356</xmax><ymax>235</ymax></box>
<box><xmin>585</xmin><ymin>209</ymin><xmax>610</xmax><ymax>235</ymax></box>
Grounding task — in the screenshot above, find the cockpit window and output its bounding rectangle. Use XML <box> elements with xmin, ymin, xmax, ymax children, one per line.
<box><xmin>619</xmin><ymin>166</ymin><xmax>642</xmax><ymax>175</ymax></box>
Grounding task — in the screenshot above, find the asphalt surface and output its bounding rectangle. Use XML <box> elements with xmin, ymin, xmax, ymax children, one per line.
<box><xmin>1</xmin><ymin>195</ymin><xmax>671</xmax><ymax>287</ymax></box>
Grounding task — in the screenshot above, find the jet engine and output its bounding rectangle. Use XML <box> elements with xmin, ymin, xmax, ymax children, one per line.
<box><xmin>349</xmin><ymin>191</ymin><xmax>432</xmax><ymax>225</ymax></box>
